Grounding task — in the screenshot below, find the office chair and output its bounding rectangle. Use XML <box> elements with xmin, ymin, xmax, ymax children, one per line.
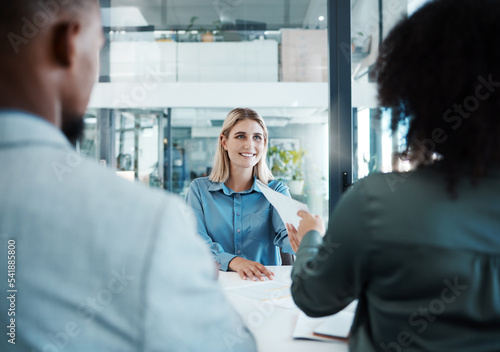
<box><xmin>280</xmin><ymin>248</ymin><xmax>294</xmax><ymax>265</ymax></box>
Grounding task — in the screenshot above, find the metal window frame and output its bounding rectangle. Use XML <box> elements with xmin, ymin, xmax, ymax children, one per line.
<box><xmin>328</xmin><ymin>0</ymin><xmax>353</xmax><ymax>211</ymax></box>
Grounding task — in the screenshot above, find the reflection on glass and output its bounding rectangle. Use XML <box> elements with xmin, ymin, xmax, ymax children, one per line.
<box><xmin>166</xmin><ymin>108</ymin><xmax>329</xmax><ymax>218</ymax></box>
<box><xmin>85</xmin><ymin>1</ymin><xmax>330</xmax><ymax>220</ymax></box>
<box><xmin>105</xmin><ymin>1</ymin><xmax>328</xmax><ymax>83</ymax></box>
<box><xmin>351</xmin><ymin>0</ymin><xmax>410</xmax><ymax>183</ymax></box>
<box><xmin>79</xmin><ymin>111</ymin><xmax>99</xmax><ymax>160</ymax></box>
<box><xmin>115</xmin><ymin>111</ymin><xmax>160</xmax><ymax>187</ymax></box>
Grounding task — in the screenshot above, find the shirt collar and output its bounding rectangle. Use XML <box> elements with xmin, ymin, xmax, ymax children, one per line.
<box><xmin>0</xmin><ymin>110</ymin><xmax>71</xmax><ymax>149</ymax></box>
<box><xmin>208</xmin><ymin>177</ymin><xmax>263</xmax><ymax>195</ymax></box>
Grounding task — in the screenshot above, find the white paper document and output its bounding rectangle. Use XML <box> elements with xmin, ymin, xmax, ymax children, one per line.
<box><xmin>293</xmin><ymin>301</ymin><xmax>357</xmax><ymax>341</ymax></box>
<box><xmin>224</xmin><ymin>281</ymin><xmax>297</xmax><ymax>309</ymax></box>
<box><xmin>256</xmin><ymin>180</ymin><xmax>309</xmax><ymax>228</ymax></box>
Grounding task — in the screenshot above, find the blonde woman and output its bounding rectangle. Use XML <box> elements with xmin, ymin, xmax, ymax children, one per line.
<box><xmin>186</xmin><ymin>108</ymin><xmax>295</xmax><ymax>281</ymax></box>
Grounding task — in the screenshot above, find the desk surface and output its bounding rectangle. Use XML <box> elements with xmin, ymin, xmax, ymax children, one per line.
<box><xmin>219</xmin><ymin>266</ymin><xmax>349</xmax><ymax>352</ymax></box>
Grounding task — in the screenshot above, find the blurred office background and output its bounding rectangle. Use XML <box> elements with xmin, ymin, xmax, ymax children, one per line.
<box><xmin>80</xmin><ymin>0</ymin><xmax>430</xmax><ymax>222</ymax></box>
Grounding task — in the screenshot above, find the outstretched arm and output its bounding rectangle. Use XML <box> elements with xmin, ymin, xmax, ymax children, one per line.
<box><xmin>291</xmin><ymin>181</ymin><xmax>369</xmax><ymax>318</ymax></box>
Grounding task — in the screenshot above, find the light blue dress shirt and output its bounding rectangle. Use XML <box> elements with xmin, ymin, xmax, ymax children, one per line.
<box><xmin>186</xmin><ymin>177</ymin><xmax>294</xmax><ymax>270</ymax></box>
<box><xmin>0</xmin><ymin>111</ymin><xmax>257</xmax><ymax>351</ymax></box>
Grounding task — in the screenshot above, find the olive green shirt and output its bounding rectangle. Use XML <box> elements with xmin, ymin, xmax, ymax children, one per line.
<box><xmin>292</xmin><ymin>166</ymin><xmax>500</xmax><ymax>352</ymax></box>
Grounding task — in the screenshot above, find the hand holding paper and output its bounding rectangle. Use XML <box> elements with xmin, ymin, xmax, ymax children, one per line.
<box><xmin>296</xmin><ymin>210</ymin><xmax>326</xmax><ymax>239</ymax></box>
<box><xmin>287</xmin><ymin>211</ymin><xmax>325</xmax><ymax>252</ymax></box>
<box><xmin>256</xmin><ymin>180</ymin><xmax>325</xmax><ymax>249</ymax></box>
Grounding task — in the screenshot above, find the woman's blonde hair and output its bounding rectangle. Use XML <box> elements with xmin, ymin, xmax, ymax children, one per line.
<box><xmin>209</xmin><ymin>108</ymin><xmax>274</xmax><ymax>184</ymax></box>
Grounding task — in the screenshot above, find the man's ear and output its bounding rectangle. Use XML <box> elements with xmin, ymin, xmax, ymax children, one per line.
<box><xmin>52</xmin><ymin>21</ymin><xmax>80</xmax><ymax>67</ymax></box>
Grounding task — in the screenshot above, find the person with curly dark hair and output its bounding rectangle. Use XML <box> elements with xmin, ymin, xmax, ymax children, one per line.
<box><xmin>288</xmin><ymin>0</ymin><xmax>500</xmax><ymax>351</ymax></box>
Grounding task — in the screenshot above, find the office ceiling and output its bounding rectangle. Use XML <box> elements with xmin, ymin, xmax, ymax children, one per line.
<box><xmin>110</xmin><ymin>0</ymin><xmax>328</xmax><ymax>30</ymax></box>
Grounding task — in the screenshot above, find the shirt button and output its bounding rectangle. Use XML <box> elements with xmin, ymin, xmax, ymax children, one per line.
<box><xmin>235</xmin><ymin>194</ymin><xmax>240</xmax><ymax>198</ymax></box>
<box><xmin>236</xmin><ymin>212</ymin><xmax>240</xmax><ymax>216</ymax></box>
<box><xmin>237</xmin><ymin>250</ymin><xmax>241</xmax><ymax>254</ymax></box>
<box><xmin>236</xmin><ymin>229</ymin><xmax>241</xmax><ymax>233</ymax></box>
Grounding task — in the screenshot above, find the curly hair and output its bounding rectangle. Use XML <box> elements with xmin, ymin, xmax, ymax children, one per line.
<box><xmin>374</xmin><ymin>0</ymin><xmax>500</xmax><ymax>195</ymax></box>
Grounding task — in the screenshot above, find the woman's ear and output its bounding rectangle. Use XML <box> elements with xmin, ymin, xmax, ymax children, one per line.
<box><xmin>220</xmin><ymin>134</ymin><xmax>228</xmax><ymax>151</ymax></box>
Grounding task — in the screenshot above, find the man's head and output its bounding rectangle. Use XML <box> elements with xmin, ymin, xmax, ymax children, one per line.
<box><xmin>374</xmin><ymin>0</ymin><xmax>500</xmax><ymax>193</ymax></box>
<box><xmin>0</xmin><ymin>0</ymin><xmax>104</xmax><ymax>143</ymax></box>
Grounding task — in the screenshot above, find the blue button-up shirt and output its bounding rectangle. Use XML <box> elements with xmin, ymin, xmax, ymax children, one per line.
<box><xmin>186</xmin><ymin>177</ymin><xmax>294</xmax><ymax>271</ymax></box>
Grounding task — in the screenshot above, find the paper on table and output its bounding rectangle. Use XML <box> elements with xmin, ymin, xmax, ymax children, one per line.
<box><xmin>224</xmin><ymin>281</ymin><xmax>297</xmax><ymax>309</ymax></box>
<box><xmin>256</xmin><ymin>180</ymin><xmax>309</xmax><ymax>228</ymax></box>
<box><xmin>313</xmin><ymin>310</ymin><xmax>354</xmax><ymax>339</ymax></box>
<box><xmin>293</xmin><ymin>311</ymin><xmax>353</xmax><ymax>342</ymax></box>
<box><xmin>292</xmin><ymin>301</ymin><xmax>357</xmax><ymax>341</ymax></box>
<box><xmin>292</xmin><ymin>300</ymin><xmax>358</xmax><ymax>341</ymax></box>
<box><xmin>293</xmin><ymin>312</ymin><xmax>340</xmax><ymax>342</ymax></box>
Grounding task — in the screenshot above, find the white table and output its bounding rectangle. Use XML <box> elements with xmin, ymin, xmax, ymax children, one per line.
<box><xmin>219</xmin><ymin>266</ymin><xmax>349</xmax><ymax>352</ymax></box>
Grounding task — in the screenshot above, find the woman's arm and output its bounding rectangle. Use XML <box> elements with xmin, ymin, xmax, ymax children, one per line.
<box><xmin>185</xmin><ymin>180</ymin><xmax>237</xmax><ymax>271</ymax></box>
<box><xmin>186</xmin><ymin>180</ymin><xmax>275</xmax><ymax>280</ymax></box>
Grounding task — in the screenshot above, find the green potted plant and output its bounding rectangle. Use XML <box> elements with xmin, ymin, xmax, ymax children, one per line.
<box><xmin>288</xmin><ymin>148</ymin><xmax>305</xmax><ymax>195</ymax></box>
<box><xmin>268</xmin><ymin>146</ymin><xmax>305</xmax><ymax>195</ymax></box>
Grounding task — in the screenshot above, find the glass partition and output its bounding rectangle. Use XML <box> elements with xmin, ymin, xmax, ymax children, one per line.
<box><xmin>168</xmin><ymin>107</ymin><xmax>329</xmax><ymax>215</ymax></box>
<box><xmin>82</xmin><ymin>0</ymin><xmax>331</xmax><ymax>219</ymax></box>
<box><xmin>102</xmin><ymin>1</ymin><xmax>328</xmax><ymax>84</ymax></box>
<box><xmin>350</xmin><ymin>0</ymin><xmax>424</xmax><ymax>183</ymax></box>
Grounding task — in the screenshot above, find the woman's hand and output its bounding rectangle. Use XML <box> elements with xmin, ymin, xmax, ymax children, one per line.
<box><xmin>228</xmin><ymin>257</ymin><xmax>275</xmax><ymax>281</ymax></box>
<box><xmin>286</xmin><ymin>223</ymin><xmax>301</xmax><ymax>253</ymax></box>
<box><xmin>286</xmin><ymin>210</ymin><xmax>326</xmax><ymax>252</ymax></box>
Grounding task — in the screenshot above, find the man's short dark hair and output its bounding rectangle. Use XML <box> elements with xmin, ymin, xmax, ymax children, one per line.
<box><xmin>0</xmin><ymin>0</ymin><xmax>97</xmax><ymax>54</ymax></box>
<box><xmin>374</xmin><ymin>0</ymin><xmax>500</xmax><ymax>195</ymax></box>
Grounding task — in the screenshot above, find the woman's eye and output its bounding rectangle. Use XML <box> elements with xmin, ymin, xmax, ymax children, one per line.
<box><xmin>236</xmin><ymin>135</ymin><xmax>244</xmax><ymax>139</ymax></box>
<box><xmin>254</xmin><ymin>136</ymin><xmax>262</xmax><ymax>141</ymax></box>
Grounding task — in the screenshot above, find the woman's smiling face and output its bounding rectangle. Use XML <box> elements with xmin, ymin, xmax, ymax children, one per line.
<box><xmin>221</xmin><ymin>119</ymin><xmax>265</xmax><ymax>172</ymax></box>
